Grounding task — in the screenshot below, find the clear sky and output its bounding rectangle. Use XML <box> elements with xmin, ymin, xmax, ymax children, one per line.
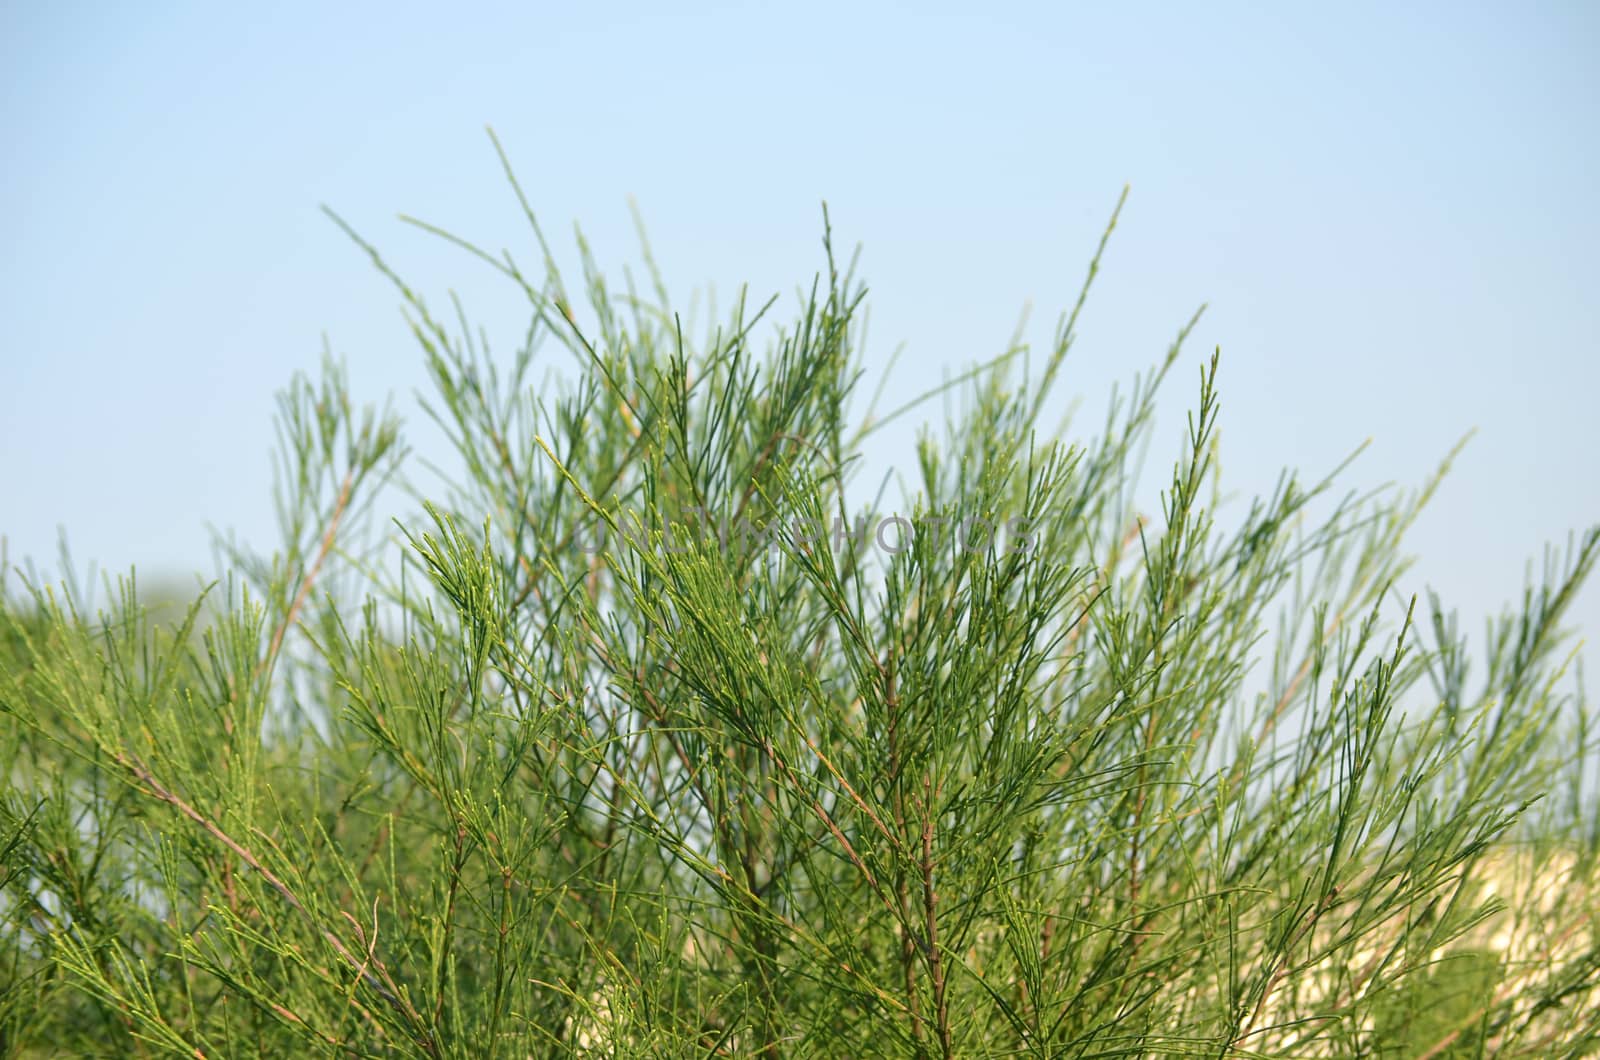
<box><xmin>3</xmin><ymin>2</ymin><xmax>1596</xmax><ymax>671</ymax></box>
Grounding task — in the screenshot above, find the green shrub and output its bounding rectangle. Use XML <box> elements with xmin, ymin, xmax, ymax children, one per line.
<box><xmin>3</xmin><ymin>140</ymin><xmax>1597</xmax><ymax>1057</ymax></box>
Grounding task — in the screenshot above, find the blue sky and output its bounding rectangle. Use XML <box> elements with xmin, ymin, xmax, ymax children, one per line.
<box><xmin>3</xmin><ymin>2</ymin><xmax>1596</xmax><ymax>669</ymax></box>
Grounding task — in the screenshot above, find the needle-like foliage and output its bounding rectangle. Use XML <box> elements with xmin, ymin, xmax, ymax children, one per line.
<box><xmin>3</xmin><ymin>138</ymin><xmax>1598</xmax><ymax>1058</ymax></box>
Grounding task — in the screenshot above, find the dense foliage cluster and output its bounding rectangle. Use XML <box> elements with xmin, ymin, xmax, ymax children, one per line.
<box><xmin>3</xmin><ymin>144</ymin><xmax>1597</xmax><ymax>1057</ymax></box>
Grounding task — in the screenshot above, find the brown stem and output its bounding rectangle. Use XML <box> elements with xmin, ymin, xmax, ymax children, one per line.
<box><xmin>118</xmin><ymin>752</ymin><xmax>439</xmax><ymax>1058</ymax></box>
<box><xmin>261</xmin><ymin>469</ymin><xmax>355</xmax><ymax>679</ymax></box>
<box><xmin>1231</xmin><ymin>886</ymin><xmax>1339</xmax><ymax>1050</ymax></box>
<box><xmin>919</xmin><ymin>776</ymin><xmax>952</xmax><ymax>1060</ymax></box>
